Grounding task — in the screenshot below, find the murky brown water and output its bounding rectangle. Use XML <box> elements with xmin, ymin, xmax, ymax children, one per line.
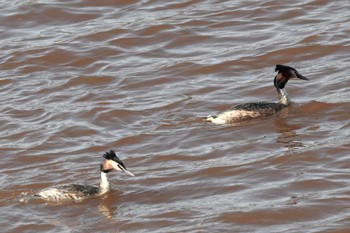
<box><xmin>1</xmin><ymin>0</ymin><xmax>349</xmax><ymax>232</ymax></box>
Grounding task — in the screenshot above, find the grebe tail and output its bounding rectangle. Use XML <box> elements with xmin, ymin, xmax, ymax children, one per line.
<box><xmin>35</xmin><ymin>150</ymin><xmax>134</xmax><ymax>202</ymax></box>
<box><xmin>205</xmin><ymin>64</ymin><xmax>309</xmax><ymax>124</ymax></box>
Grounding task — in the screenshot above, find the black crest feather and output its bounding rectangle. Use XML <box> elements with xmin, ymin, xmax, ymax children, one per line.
<box><xmin>275</xmin><ymin>64</ymin><xmax>296</xmax><ymax>72</ymax></box>
<box><xmin>103</xmin><ymin>150</ymin><xmax>127</xmax><ymax>169</ymax></box>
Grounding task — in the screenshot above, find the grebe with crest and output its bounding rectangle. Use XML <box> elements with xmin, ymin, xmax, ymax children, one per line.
<box><xmin>35</xmin><ymin>150</ymin><xmax>134</xmax><ymax>202</ymax></box>
<box><xmin>205</xmin><ymin>64</ymin><xmax>309</xmax><ymax>124</ymax></box>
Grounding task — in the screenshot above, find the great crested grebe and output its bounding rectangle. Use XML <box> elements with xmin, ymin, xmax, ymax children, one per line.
<box><xmin>205</xmin><ymin>64</ymin><xmax>309</xmax><ymax>124</ymax></box>
<box><xmin>35</xmin><ymin>150</ymin><xmax>134</xmax><ymax>202</ymax></box>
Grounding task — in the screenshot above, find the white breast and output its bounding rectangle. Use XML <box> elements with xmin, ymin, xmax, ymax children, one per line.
<box><xmin>206</xmin><ymin>110</ymin><xmax>261</xmax><ymax>124</ymax></box>
<box><xmin>37</xmin><ymin>187</ymin><xmax>83</xmax><ymax>202</ymax></box>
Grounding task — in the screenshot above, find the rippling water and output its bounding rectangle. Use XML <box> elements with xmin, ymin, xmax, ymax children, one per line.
<box><xmin>1</xmin><ymin>0</ymin><xmax>349</xmax><ymax>232</ymax></box>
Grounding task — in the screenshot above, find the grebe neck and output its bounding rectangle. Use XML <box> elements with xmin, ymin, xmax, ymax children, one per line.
<box><xmin>277</xmin><ymin>88</ymin><xmax>290</xmax><ymax>106</ymax></box>
<box><xmin>99</xmin><ymin>172</ymin><xmax>110</xmax><ymax>195</ymax></box>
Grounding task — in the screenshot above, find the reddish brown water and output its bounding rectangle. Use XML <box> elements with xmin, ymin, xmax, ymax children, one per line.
<box><xmin>1</xmin><ymin>1</ymin><xmax>349</xmax><ymax>232</ymax></box>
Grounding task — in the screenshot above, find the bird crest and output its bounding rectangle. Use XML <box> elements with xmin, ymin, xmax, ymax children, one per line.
<box><xmin>274</xmin><ymin>64</ymin><xmax>308</xmax><ymax>89</ymax></box>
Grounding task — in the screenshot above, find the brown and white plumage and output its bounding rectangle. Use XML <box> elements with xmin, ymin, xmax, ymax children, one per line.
<box><xmin>35</xmin><ymin>150</ymin><xmax>134</xmax><ymax>202</ymax></box>
<box><xmin>205</xmin><ymin>65</ymin><xmax>309</xmax><ymax>124</ymax></box>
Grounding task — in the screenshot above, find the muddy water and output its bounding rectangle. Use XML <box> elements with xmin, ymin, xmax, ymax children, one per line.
<box><xmin>1</xmin><ymin>0</ymin><xmax>349</xmax><ymax>232</ymax></box>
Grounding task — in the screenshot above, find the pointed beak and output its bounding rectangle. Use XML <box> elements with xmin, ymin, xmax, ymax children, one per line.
<box><xmin>110</xmin><ymin>161</ymin><xmax>135</xmax><ymax>177</ymax></box>
<box><xmin>123</xmin><ymin>169</ymin><xmax>135</xmax><ymax>177</ymax></box>
<box><xmin>296</xmin><ymin>72</ymin><xmax>309</xmax><ymax>81</ymax></box>
<box><xmin>117</xmin><ymin>164</ymin><xmax>135</xmax><ymax>177</ymax></box>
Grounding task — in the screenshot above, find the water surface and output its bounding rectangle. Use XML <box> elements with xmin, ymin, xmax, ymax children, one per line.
<box><xmin>0</xmin><ymin>0</ymin><xmax>349</xmax><ymax>232</ymax></box>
